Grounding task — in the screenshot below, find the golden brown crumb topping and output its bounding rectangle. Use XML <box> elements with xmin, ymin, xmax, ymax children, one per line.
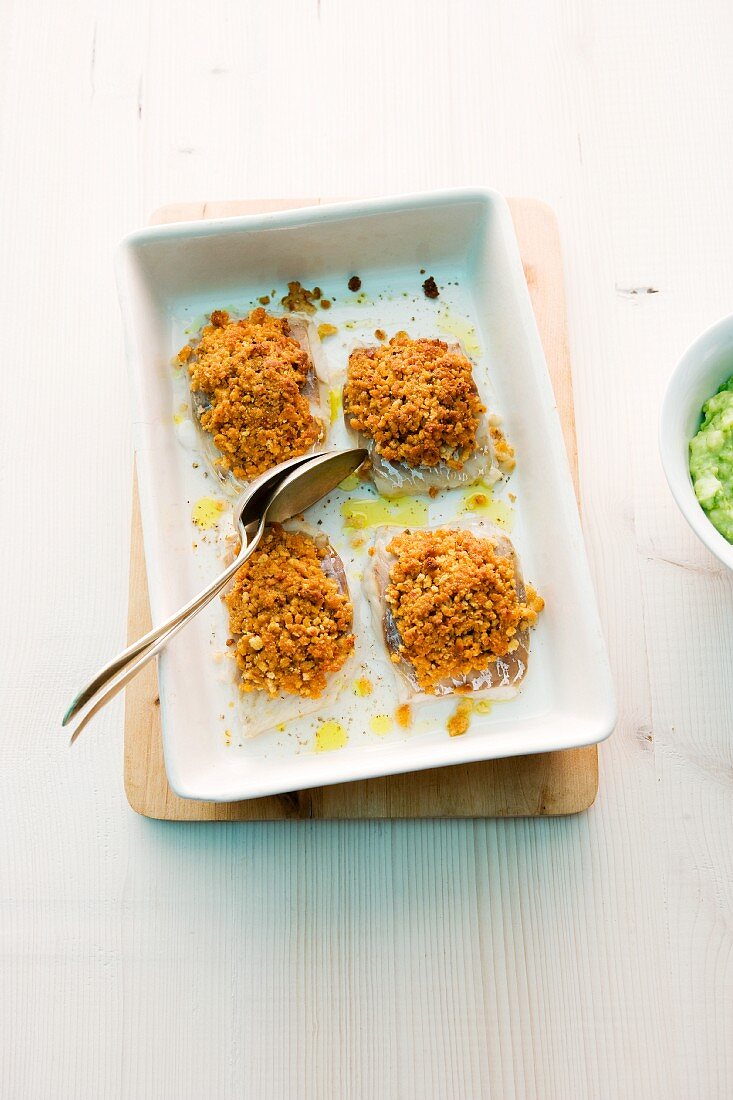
<box><xmin>344</xmin><ymin>332</ymin><xmax>485</xmax><ymax>469</ymax></box>
<box><xmin>180</xmin><ymin>308</ymin><xmax>323</xmax><ymax>481</ymax></box>
<box><xmin>225</xmin><ymin>526</ymin><xmax>354</xmax><ymax>698</ymax></box>
<box><xmin>385</xmin><ymin>528</ymin><xmax>544</xmax><ymax>692</ymax></box>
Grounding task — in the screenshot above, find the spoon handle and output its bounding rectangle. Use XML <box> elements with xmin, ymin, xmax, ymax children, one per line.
<box><xmin>63</xmin><ymin>518</ymin><xmax>265</xmax><ymax>737</ymax></box>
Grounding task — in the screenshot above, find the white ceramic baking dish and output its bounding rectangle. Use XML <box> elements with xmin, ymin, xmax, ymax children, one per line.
<box><xmin>116</xmin><ymin>189</ymin><xmax>615</xmax><ymax>801</ymax></box>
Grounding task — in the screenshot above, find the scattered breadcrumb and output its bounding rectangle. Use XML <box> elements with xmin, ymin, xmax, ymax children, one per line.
<box><xmin>318</xmin><ymin>323</ymin><xmax>339</xmax><ymax>339</ymax></box>
<box><xmin>181</xmin><ymin>307</ymin><xmax>323</xmax><ymax>480</ymax></box>
<box><xmin>447</xmin><ymin>700</ymin><xmax>472</xmax><ymax>737</ymax></box>
<box><xmin>490</xmin><ymin>423</ymin><xmax>516</xmax><ymax>471</ymax></box>
<box><xmin>422</xmin><ymin>276</ymin><xmax>439</xmax><ymax>299</ymax></box>
<box><xmin>374</xmin><ymin>328</ymin><xmax>386</xmax><ymax>341</ymax></box>
<box><xmin>348</xmin><ymin>275</ymin><xmax>362</xmax><ymax>292</ymax></box>
<box><xmin>395</xmin><ymin>703</ymin><xmax>412</xmax><ymax>728</ymax></box>
<box><xmin>344</xmin><ymin>332</ymin><xmax>484</xmax><ymax>469</ymax></box>
<box><xmin>281</xmin><ymin>281</ymin><xmax>319</xmax><ymax>314</ymax></box>
<box><xmin>225</xmin><ymin>526</ymin><xmax>354</xmax><ymax>698</ymax></box>
<box><xmin>385</xmin><ymin>528</ymin><xmax>544</xmax><ymax>692</ymax></box>
<box><xmin>258</xmin><ymin>295</ymin><xmax>271</xmax><ymax>305</ymax></box>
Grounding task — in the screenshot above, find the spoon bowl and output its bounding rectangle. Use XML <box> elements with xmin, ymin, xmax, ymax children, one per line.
<box><xmin>261</xmin><ymin>448</ymin><xmax>368</xmax><ymax>525</ymax></box>
<box><xmin>233</xmin><ymin>450</ymin><xmax>327</xmax><ymax>536</ymax></box>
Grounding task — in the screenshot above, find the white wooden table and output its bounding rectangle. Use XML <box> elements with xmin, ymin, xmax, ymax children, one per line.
<box><xmin>2</xmin><ymin>0</ymin><xmax>732</xmax><ymax>1095</ymax></box>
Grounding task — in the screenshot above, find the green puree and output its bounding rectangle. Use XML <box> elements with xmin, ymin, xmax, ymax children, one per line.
<box><xmin>689</xmin><ymin>374</ymin><xmax>733</xmax><ymax>543</ymax></box>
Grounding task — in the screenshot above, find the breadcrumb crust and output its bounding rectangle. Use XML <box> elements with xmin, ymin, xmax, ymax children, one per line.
<box><xmin>344</xmin><ymin>332</ymin><xmax>485</xmax><ymax>470</ymax></box>
<box><xmin>179</xmin><ymin>308</ymin><xmax>323</xmax><ymax>480</ymax></box>
<box><xmin>225</xmin><ymin>526</ymin><xmax>354</xmax><ymax>698</ymax></box>
<box><xmin>385</xmin><ymin>528</ymin><xmax>544</xmax><ymax>693</ymax></box>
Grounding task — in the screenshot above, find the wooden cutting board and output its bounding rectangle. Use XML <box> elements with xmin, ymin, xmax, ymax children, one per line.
<box><xmin>124</xmin><ymin>196</ymin><xmax>598</xmax><ymax>820</ymax></box>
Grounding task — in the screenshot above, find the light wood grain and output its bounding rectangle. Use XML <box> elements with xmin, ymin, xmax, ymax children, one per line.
<box><xmin>126</xmin><ymin>196</ymin><xmax>597</xmax><ymax>820</ymax></box>
<box><xmin>3</xmin><ymin>0</ymin><xmax>733</xmax><ymax>1095</ymax></box>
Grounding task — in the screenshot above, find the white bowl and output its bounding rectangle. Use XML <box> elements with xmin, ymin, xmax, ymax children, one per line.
<box><xmin>660</xmin><ymin>314</ymin><xmax>733</xmax><ymax>571</ymax></box>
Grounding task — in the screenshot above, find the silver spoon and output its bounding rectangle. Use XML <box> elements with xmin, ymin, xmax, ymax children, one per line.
<box><xmin>63</xmin><ymin>449</ymin><xmax>323</xmax><ymax>729</ymax></box>
<box><xmin>63</xmin><ymin>447</ymin><xmax>367</xmax><ymax>742</ymax></box>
